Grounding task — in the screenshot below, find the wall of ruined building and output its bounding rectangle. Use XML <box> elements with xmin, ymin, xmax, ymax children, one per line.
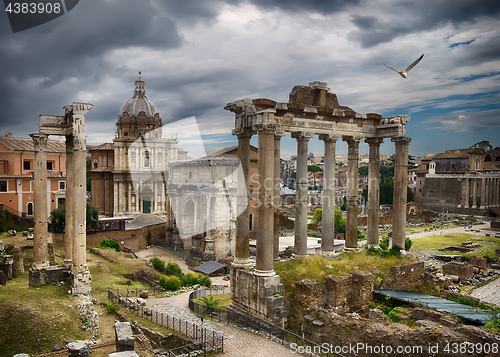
<box><xmin>389</xmin><ymin>261</ymin><xmax>428</xmax><ymax>290</ymax></box>
<box><xmin>53</xmin><ymin>223</ymin><xmax>164</xmax><ymax>252</ymax></box>
<box><xmin>295</xmin><ymin>272</ymin><xmax>374</xmax><ymax>315</ymax></box>
<box><xmin>442</xmin><ymin>262</ymin><xmax>474</xmax><ymax>281</ymax></box>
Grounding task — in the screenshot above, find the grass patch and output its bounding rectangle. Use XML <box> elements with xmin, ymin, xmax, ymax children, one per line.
<box><xmin>411</xmin><ymin>233</ymin><xmax>500</xmax><ymax>258</ymax></box>
<box><xmin>194</xmin><ymin>293</ymin><xmax>231</xmax><ymax>308</ymax></box>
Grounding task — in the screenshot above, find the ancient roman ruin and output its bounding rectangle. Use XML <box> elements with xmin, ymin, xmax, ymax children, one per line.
<box><xmin>30</xmin><ymin>102</ymin><xmax>93</xmax><ymax>295</ymax></box>
<box><xmin>225</xmin><ymin>82</ymin><xmax>411</xmax><ymax>324</ymax></box>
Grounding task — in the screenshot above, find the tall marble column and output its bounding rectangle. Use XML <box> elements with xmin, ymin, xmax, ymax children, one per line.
<box><xmin>366</xmin><ymin>138</ymin><xmax>383</xmax><ymax>247</ymax></box>
<box><xmin>291</xmin><ymin>132</ymin><xmax>314</xmax><ymax>257</ymax></box>
<box><xmin>464</xmin><ymin>177</ymin><xmax>470</xmax><ymax>208</ymax></box>
<box><xmin>30</xmin><ymin>133</ymin><xmax>50</xmax><ymax>270</ymax></box>
<box><xmin>64</xmin><ymin>135</ymin><xmax>74</xmax><ymax>267</ymax></box>
<box><xmin>255</xmin><ymin>124</ymin><xmax>276</xmax><ymax>276</ymax></box>
<box><xmin>273</xmin><ymin>131</ymin><xmax>285</xmax><ymax>260</ymax></box>
<box><xmin>343</xmin><ymin>136</ymin><xmax>361</xmax><ymax>249</ymax></box>
<box><xmin>391</xmin><ymin>136</ymin><xmax>411</xmax><ymax>250</ymax></box>
<box><xmin>233</xmin><ymin>129</ymin><xmax>252</xmax><ymax>269</ymax></box>
<box><xmin>472</xmin><ymin>178</ymin><xmax>478</xmax><ymax>208</ymax></box>
<box><xmin>319</xmin><ymin>134</ymin><xmax>338</xmax><ymax>256</ymax></box>
<box><xmin>480</xmin><ymin>178</ymin><xmax>486</xmax><ymax>209</ymax></box>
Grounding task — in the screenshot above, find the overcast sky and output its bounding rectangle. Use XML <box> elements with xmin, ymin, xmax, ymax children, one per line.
<box><xmin>1</xmin><ymin>0</ymin><xmax>499</xmax><ymax>159</ymax></box>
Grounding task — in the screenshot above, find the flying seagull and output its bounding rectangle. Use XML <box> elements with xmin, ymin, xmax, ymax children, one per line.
<box><xmin>384</xmin><ymin>54</ymin><xmax>424</xmax><ymax>79</ymax></box>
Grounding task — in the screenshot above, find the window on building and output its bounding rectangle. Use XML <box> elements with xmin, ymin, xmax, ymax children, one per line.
<box><xmin>249</xmin><ymin>185</ymin><xmax>253</xmax><ymax>200</ymax></box>
<box><xmin>249</xmin><ymin>214</ymin><xmax>253</xmax><ymax>231</ymax></box>
<box><xmin>144</xmin><ymin>155</ymin><xmax>150</xmax><ymax>168</ymax></box>
<box><xmin>59</xmin><ymin>181</ymin><xmax>66</xmax><ymax>190</ymax></box>
<box><xmin>23</xmin><ymin>160</ymin><xmax>31</xmax><ymax>170</ymax></box>
<box><xmin>94</xmin><ymin>162</ymin><xmax>98</xmax><ymax>169</ymax></box>
<box><xmin>47</xmin><ymin>161</ymin><xmax>53</xmax><ymax>170</ymax></box>
<box><xmin>0</xmin><ymin>180</ymin><xmax>7</xmax><ymax>192</ymax></box>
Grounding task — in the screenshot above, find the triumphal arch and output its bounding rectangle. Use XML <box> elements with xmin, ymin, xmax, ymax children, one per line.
<box><xmin>225</xmin><ymin>82</ymin><xmax>411</xmax><ymax>325</ymax></box>
<box><xmin>30</xmin><ymin>102</ymin><xmax>93</xmax><ymax>295</ymax></box>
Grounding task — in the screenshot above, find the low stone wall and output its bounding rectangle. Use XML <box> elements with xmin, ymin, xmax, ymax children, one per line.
<box><xmin>391</xmin><ymin>261</ymin><xmax>426</xmax><ymax>290</ymax></box>
<box><xmin>53</xmin><ymin>222</ymin><xmax>165</xmax><ymax>252</ymax></box>
<box><xmin>295</xmin><ymin>271</ymin><xmax>374</xmax><ymax>312</ymax></box>
<box><xmin>442</xmin><ymin>262</ymin><xmax>474</xmax><ymax>281</ymax></box>
<box><xmin>467</xmin><ymin>255</ymin><xmax>487</xmax><ymax>272</ymax></box>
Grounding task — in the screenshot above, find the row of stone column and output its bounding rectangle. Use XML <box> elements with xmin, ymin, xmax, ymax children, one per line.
<box><xmin>461</xmin><ymin>176</ymin><xmax>500</xmax><ymax>208</ymax></box>
<box><xmin>30</xmin><ymin>132</ymin><xmax>87</xmax><ymax>271</ymax></box>
<box><xmin>113</xmin><ymin>180</ymin><xmax>167</xmax><ymax>215</ymax></box>
<box><xmin>233</xmin><ymin>125</ymin><xmax>411</xmax><ymax>275</ymax></box>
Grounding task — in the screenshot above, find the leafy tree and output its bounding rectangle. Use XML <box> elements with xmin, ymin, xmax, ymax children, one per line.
<box><xmin>307</xmin><ymin>165</ymin><xmax>322</xmax><ymax>173</ymax></box>
<box><xmin>99</xmin><ymin>239</ymin><xmax>120</xmax><ymax>252</ymax></box>
<box><xmin>334</xmin><ymin>209</ymin><xmax>346</xmax><ymax>233</ymax></box>
<box><xmin>380</xmin><ymin>165</ymin><xmax>393</xmax><ymax>179</ymax></box>
<box><xmin>358</xmin><ymin>166</ymin><xmax>369</xmax><ymax>176</ymax></box>
<box><xmin>50</xmin><ymin>202</ymin><xmax>100</xmax><ymax>232</ymax></box>
<box><xmin>312</xmin><ymin>208</ymin><xmax>322</xmax><ymax>226</ymax></box>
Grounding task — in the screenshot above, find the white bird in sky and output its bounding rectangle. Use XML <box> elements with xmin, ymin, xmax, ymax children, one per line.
<box><xmin>384</xmin><ymin>54</ymin><xmax>424</xmax><ymax>79</ymax></box>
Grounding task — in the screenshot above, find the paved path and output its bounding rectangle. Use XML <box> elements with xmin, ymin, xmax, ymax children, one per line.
<box><xmin>470</xmin><ymin>276</ymin><xmax>500</xmax><ymax>307</ymax></box>
<box><xmin>406</xmin><ymin>223</ymin><xmax>489</xmax><ymax>239</ymax></box>
<box><xmin>151</xmin><ymin>301</ymin><xmax>295</xmax><ymax>356</ymax></box>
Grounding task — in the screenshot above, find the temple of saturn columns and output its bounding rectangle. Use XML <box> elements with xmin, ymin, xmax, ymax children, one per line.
<box><xmin>29</xmin><ymin>102</ymin><xmax>93</xmax><ymax>295</ymax></box>
<box><xmin>225</xmin><ymin>82</ymin><xmax>411</xmax><ymax>325</ymax></box>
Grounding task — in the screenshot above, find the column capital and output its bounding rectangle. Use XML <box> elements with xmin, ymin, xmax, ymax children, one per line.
<box><xmin>342</xmin><ymin>135</ymin><xmax>362</xmax><ymax>145</ymax></box>
<box><xmin>232</xmin><ymin>127</ymin><xmax>254</xmax><ymax>138</ymax></box>
<box><xmin>274</xmin><ymin>129</ymin><xmax>286</xmax><ymax>138</ymax></box>
<box><xmin>319</xmin><ymin>134</ymin><xmax>340</xmax><ymax>143</ymax></box>
<box><xmin>291</xmin><ymin>131</ymin><xmax>315</xmax><ymax>141</ymax></box>
<box><xmin>252</xmin><ymin>123</ymin><xmax>278</xmax><ymax>134</ymax></box>
<box><xmin>365</xmin><ymin>137</ymin><xmax>384</xmax><ymax>146</ymax></box>
<box><xmin>391</xmin><ymin>136</ymin><xmax>411</xmax><ymax>144</ymax></box>
<box><xmin>30</xmin><ymin>133</ymin><xmax>48</xmax><ymax>151</ymax></box>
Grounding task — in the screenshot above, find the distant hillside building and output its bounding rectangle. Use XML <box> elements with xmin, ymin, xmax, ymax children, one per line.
<box><xmin>0</xmin><ymin>133</ymin><xmax>67</xmax><ymax>217</ymax></box>
<box><xmin>420</xmin><ymin>141</ymin><xmax>500</xmax><ymax>215</ymax></box>
<box><xmin>90</xmin><ymin>74</ymin><xmax>188</xmax><ymax>216</ymax></box>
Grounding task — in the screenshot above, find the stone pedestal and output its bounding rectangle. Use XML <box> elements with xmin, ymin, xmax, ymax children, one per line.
<box><xmin>115</xmin><ymin>321</ymin><xmax>135</xmax><ymax>352</ymax></box>
<box><xmin>67</xmin><ymin>341</ymin><xmax>90</xmax><ymax>357</ymax></box>
<box><xmin>230</xmin><ymin>268</ymin><xmax>288</xmax><ymax>326</ymax></box>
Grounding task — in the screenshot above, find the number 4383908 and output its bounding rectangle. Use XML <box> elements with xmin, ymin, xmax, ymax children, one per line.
<box><xmin>6</xmin><ymin>2</ymin><xmax>62</xmax><ymax>14</ymax></box>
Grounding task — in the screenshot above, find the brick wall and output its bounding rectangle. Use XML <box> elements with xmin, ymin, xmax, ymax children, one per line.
<box><xmin>391</xmin><ymin>261</ymin><xmax>425</xmax><ymax>290</ymax></box>
<box><xmin>442</xmin><ymin>262</ymin><xmax>474</xmax><ymax>281</ymax></box>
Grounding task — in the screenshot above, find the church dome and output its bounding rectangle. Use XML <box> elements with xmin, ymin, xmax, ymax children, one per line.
<box><xmin>119</xmin><ymin>73</ymin><xmax>160</xmax><ymax>117</ymax></box>
<box><xmin>116</xmin><ymin>73</ymin><xmax>162</xmax><ymax>139</ymax></box>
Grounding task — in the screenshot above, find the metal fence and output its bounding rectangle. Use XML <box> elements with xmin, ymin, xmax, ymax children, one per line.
<box><xmin>108</xmin><ymin>289</ymin><xmax>223</xmax><ymax>356</ymax></box>
<box><xmin>189</xmin><ymin>288</ymin><xmax>344</xmax><ymax>357</ymax></box>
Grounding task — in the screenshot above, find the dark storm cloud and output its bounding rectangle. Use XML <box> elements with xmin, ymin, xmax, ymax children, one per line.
<box><xmin>0</xmin><ymin>0</ymin><xmax>182</xmax><ymax>131</ymax></box>
<box><xmin>245</xmin><ymin>0</ymin><xmax>360</xmax><ymax>14</ymax></box>
<box><xmin>349</xmin><ymin>0</ymin><xmax>500</xmax><ymax>48</ymax></box>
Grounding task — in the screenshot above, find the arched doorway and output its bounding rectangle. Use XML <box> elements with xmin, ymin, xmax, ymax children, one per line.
<box><xmin>27</xmin><ymin>202</ymin><xmax>33</xmax><ymax>216</ymax></box>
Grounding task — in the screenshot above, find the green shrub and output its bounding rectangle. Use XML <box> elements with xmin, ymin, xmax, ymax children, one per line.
<box><xmin>484</xmin><ymin>316</ymin><xmax>500</xmax><ymax>333</ymax></box>
<box><xmin>159</xmin><ymin>275</ymin><xmax>182</xmax><ymax>291</ymax></box>
<box><xmin>105</xmin><ymin>302</ymin><xmax>120</xmax><ymax>314</ymax></box>
<box><xmin>198</xmin><ymin>274</ymin><xmax>212</xmax><ymax>287</ymax></box>
<box><xmin>99</xmin><ymin>239</ymin><xmax>120</xmax><ymax>252</ymax></box>
<box><xmin>405</xmin><ymin>237</ymin><xmax>413</xmax><ymax>251</ymax></box>
<box><xmin>181</xmin><ymin>272</ymin><xmax>199</xmax><ymax>286</ymax></box>
<box><xmin>166</xmin><ymin>262</ymin><xmax>182</xmax><ymax>275</ymax></box>
<box><xmin>379</xmin><ymin>236</ymin><xmax>390</xmax><ymax>250</ymax></box>
<box><xmin>150</xmin><ymin>257</ymin><xmax>166</xmax><ymax>270</ymax></box>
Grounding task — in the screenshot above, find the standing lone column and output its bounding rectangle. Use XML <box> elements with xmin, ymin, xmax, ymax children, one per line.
<box><xmin>319</xmin><ymin>134</ymin><xmax>338</xmax><ymax>256</ymax></box>
<box><xmin>343</xmin><ymin>136</ymin><xmax>361</xmax><ymax>249</ymax></box>
<box><xmin>233</xmin><ymin>129</ymin><xmax>252</xmax><ymax>269</ymax></box>
<box><xmin>391</xmin><ymin>136</ymin><xmax>411</xmax><ymax>251</ymax></box>
<box><xmin>472</xmin><ymin>178</ymin><xmax>478</xmax><ymax>208</ymax></box>
<box><xmin>64</xmin><ymin>135</ymin><xmax>75</xmax><ymax>267</ymax></box>
<box><xmin>366</xmin><ymin>138</ymin><xmax>383</xmax><ymax>247</ymax></box>
<box><xmin>273</xmin><ymin>131</ymin><xmax>285</xmax><ymax>260</ymax></box>
<box><xmin>291</xmin><ymin>132</ymin><xmax>314</xmax><ymax>258</ymax></box>
<box><xmin>255</xmin><ymin>124</ymin><xmax>276</xmax><ymax>276</ymax></box>
<box><xmin>30</xmin><ymin>133</ymin><xmax>50</xmax><ymax>270</ymax></box>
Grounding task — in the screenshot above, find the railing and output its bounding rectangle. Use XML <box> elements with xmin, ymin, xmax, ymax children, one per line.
<box><xmin>189</xmin><ymin>288</ymin><xmax>344</xmax><ymax>357</ymax></box>
<box><xmin>108</xmin><ymin>289</ymin><xmax>223</xmax><ymax>356</ymax></box>
<box><xmin>0</xmin><ymin>203</ymin><xmax>24</xmax><ymax>217</ymax></box>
